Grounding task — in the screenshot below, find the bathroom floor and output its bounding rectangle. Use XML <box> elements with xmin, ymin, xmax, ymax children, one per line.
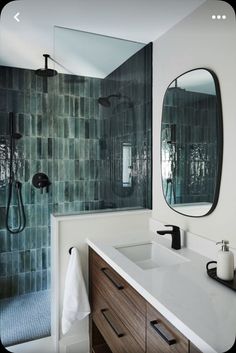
<box><xmin>0</xmin><ymin>290</ymin><xmax>51</xmax><ymax>347</ymax></box>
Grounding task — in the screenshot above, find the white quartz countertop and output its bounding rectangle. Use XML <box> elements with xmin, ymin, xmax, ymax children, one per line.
<box><xmin>87</xmin><ymin>232</ymin><xmax>236</xmax><ymax>353</ymax></box>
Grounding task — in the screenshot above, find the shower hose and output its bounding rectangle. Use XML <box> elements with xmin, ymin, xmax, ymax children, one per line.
<box><xmin>5</xmin><ymin>113</ymin><xmax>26</xmax><ymax>234</ymax></box>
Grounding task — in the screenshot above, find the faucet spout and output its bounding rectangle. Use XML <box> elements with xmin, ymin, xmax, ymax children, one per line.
<box><xmin>156</xmin><ymin>230</ymin><xmax>168</xmax><ymax>236</ymax></box>
<box><xmin>156</xmin><ymin>225</ymin><xmax>181</xmax><ymax>250</ymax></box>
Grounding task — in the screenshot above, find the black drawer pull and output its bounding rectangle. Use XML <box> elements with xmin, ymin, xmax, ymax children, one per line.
<box><xmin>101</xmin><ymin>268</ymin><xmax>124</xmax><ymax>290</ymax></box>
<box><xmin>150</xmin><ymin>320</ymin><xmax>176</xmax><ymax>345</ymax></box>
<box><xmin>101</xmin><ymin>309</ymin><xmax>124</xmax><ymax>338</ymax></box>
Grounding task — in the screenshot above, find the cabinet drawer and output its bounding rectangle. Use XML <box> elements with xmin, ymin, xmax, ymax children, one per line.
<box><xmin>147</xmin><ymin>303</ymin><xmax>188</xmax><ymax>353</ymax></box>
<box><xmin>91</xmin><ymin>249</ymin><xmax>146</xmax><ymax>351</ymax></box>
<box><xmin>91</xmin><ymin>249</ymin><xmax>145</xmax><ymax>314</ymax></box>
<box><xmin>92</xmin><ymin>285</ymin><xmax>144</xmax><ymax>353</ymax></box>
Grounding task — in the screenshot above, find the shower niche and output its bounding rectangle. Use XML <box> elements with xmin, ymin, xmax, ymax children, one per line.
<box><xmin>161</xmin><ymin>68</ymin><xmax>223</xmax><ymax>217</ymax></box>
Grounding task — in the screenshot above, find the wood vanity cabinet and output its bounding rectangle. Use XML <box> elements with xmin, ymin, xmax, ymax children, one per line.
<box><xmin>89</xmin><ymin>248</ymin><xmax>202</xmax><ymax>353</ymax></box>
<box><xmin>89</xmin><ymin>248</ymin><xmax>145</xmax><ymax>353</ymax></box>
<box><xmin>146</xmin><ymin>302</ymin><xmax>188</xmax><ymax>353</ymax></box>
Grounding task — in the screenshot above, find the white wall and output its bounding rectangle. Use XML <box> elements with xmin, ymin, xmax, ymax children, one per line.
<box><xmin>152</xmin><ymin>0</ymin><xmax>236</xmax><ymax>248</ymax></box>
<box><xmin>51</xmin><ymin>210</ymin><xmax>151</xmax><ymax>353</ymax></box>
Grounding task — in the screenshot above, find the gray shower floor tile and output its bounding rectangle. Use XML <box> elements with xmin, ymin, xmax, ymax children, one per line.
<box><xmin>0</xmin><ymin>290</ymin><xmax>50</xmax><ymax>347</ymax></box>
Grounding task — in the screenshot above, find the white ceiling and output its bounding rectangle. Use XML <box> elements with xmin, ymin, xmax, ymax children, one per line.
<box><xmin>0</xmin><ymin>0</ymin><xmax>207</xmax><ymax>76</ymax></box>
<box><xmin>54</xmin><ymin>26</ymin><xmax>145</xmax><ymax>78</ymax></box>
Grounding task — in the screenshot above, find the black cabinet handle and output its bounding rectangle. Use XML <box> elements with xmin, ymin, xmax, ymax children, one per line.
<box><xmin>101</xmin><ymin>309</ymin><xmax>124</xmax><ymax>338</ymax></box>
<box><xmin>101</xmin><ymin>268</ymin><xmax>124</xmax><ymax>290</ymax></box>
<box><xmin>150</xmin><ymin>320</ymin><xmax>176</xmax><ymax>345</ymax></box>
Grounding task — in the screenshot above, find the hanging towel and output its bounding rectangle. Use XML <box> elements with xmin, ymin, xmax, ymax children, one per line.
<box><xmin>61</xmin><ymin>247</ymin><xmax>91</xmax><ymax>335</ymax></box>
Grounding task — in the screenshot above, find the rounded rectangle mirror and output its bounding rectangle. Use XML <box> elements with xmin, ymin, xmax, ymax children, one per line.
<box><xmin>161</xmin><ymin>68</ymin><xmax>223</xmax><ymax>217</ymax></box>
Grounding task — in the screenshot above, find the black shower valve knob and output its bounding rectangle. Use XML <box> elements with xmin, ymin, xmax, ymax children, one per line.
<box><xmin>32</xmin><ymin>173</ymin><xmax>51</xmax><ymax>193</ymax></box>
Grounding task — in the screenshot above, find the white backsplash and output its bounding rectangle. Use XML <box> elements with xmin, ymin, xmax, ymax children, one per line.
<box><xmin>149</xmin><ymin>218</ymin><xmax>236</xmax><ymax>262</ymax></box>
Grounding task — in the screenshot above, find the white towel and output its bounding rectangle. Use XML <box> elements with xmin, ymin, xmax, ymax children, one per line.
<box><xmin>61</xmin><ymin>247</ymin><xmax>91</xmax><ymax>335</ymax></box>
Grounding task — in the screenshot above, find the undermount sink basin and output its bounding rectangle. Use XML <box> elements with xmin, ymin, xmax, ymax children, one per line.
<box><xmin>115</xmin><ymin>242</ymin><xmax>188</xmax><ymax>270</ymax></box>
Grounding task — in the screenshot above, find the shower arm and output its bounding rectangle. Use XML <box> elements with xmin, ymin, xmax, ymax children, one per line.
<box><xmin>43</xmin><ymin>54</ymin><xmax>50</xmax><ymax>69</ymax></box>
<box><xmin>108</xmin><ymin>94</ymin><xmax>121</xmax><ymax>99</ymax></box>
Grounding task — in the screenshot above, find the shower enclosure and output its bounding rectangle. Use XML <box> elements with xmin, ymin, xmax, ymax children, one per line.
<box><xmin>0</xmin><ymin>28</ymin><xmax>152</xmax><ymax>347</ymax></box>
<box><xmin>0</xmin><ymin>67</ymin><xmax>54</xmax><ymax>346</ymax></box>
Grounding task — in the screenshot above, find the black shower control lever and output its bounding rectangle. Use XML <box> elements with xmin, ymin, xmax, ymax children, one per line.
<box><xmin>32</xmin><ymin>173</ymin><xmax>51</xmax><ymax>194</ymax></box>
<box><xmin>156</xmin><ymin>225</ymin><xmax>181</xmax><ymax>250</ymax></box>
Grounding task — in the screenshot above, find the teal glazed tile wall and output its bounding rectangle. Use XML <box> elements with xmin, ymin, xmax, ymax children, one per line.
<box><xmin>0</xmin><ymin>67</ymin><xmax>54</xmax><ymax>298</ymax></box>
<box><xmin>51</xmin><ymin>74</ymin><xmax>103</xmax><ymax>214</ymax></box>
<box><xmin>0</xmin><ymin>43</ymin><xmax>152</xmax><ymax>299</ymax></box>
<box><xmin>162</xmin><ymin>88</ymin><xmax>218</xmax><ymax>204</ymax></box>
<box><xmin>100</xmin><ymin>43</ymin><xmax>152</xmax><ymax>209</ymax></box>
<box><xmin>0</xmin><ymin>68</ymin><xmax>105</xmax><ymax>299</ymax></box>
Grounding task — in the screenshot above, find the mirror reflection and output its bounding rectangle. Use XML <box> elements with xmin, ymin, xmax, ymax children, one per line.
<box><xmin>161</xmin><ymin>69</ymin><xmax>223</xmax><ymax>217</ymax></box>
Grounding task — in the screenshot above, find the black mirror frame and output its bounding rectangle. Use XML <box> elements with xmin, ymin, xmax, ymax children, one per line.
<box><xmin>160</xmin><ymin>67</ymin><xmax>223</xmax><ymax>218</ymax></box>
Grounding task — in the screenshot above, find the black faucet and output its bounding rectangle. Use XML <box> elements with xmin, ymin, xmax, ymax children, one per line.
<box><xmin>156</xmin><ymin>225</ymin><xmax>181</xmax><ymax>250</ymax></box>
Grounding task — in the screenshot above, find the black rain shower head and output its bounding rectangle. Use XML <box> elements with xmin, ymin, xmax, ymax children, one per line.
<box><xmin>35</xmin><ymin>54</ymin><xmax>58</xmax><ymax>77</ymax></box>
<box><xmin>97</xmin><ymin>94</ymin><xmax>122</xmax><ymax>107</ymax></box>
<box><xmin>98</xmin><ymin>97</ymin><xmax>112</xmax><ymax>107</ymax></box>
<box><xmin>98</xmin><ymin>93</ymin><xmax>134</xmax><ymax>108</ymax></box>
